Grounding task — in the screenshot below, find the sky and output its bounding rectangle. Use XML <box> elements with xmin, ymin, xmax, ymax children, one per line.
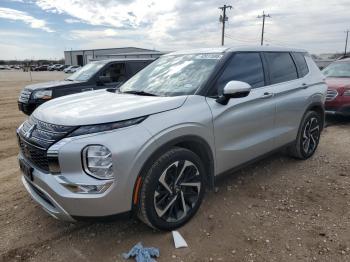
<box><xmin>0</xmin><ymin>0</ymin><xmax>349</xmax><ymax>60</ymax></box>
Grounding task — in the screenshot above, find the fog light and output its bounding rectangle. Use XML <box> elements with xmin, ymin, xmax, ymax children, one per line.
<box><xmin>82</xmin><ymin>145</ymin><xmax>114</xmax><ymax>179</ymax></box>
<box><xmin>56</xmin><ymin>176</ymin><xmax>112</xmax><ymax>194</ymax></box>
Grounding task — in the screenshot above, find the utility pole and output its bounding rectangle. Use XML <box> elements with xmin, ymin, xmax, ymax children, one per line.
<box><xmin>257</xmin><ymin>11</ymin><xmax>271</xmax><ymax>46</ymax></box>
<box><xmin>345</xmin><ymin>30</ymin><xmax>349</xmax><ymax>56</ymax></box>
<box><xmin>219</xmin><ymin>4</ymin><xmax>232</xmax><ymax>46</ymax></box>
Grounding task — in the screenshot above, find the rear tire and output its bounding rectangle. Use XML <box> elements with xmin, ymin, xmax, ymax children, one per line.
<box><xmin>288</xmin><ymin>111</ymin><xmax>322</xmax><ymax>159</ymax></box>
<box><xmin>138</xmin><ymin>147</ymin><xmax>205</xmax><ymax>230</ymax></box>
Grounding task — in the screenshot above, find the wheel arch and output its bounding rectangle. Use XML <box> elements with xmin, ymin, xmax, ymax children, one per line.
<box><xmin>305</xmin><ymin>101</ymin><xmax>325</xmax><ymax>130</ymax></box>
<box><xmin>131</xmin><ymin>135</ymin><xmax>215</xmax><ymax>209</ymax></box>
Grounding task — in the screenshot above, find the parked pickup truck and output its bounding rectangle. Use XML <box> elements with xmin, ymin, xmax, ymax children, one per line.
<box><xmin>18</xmin><ymin>58</ymin><xmax>156</xmax><ymax>115</ymax></box>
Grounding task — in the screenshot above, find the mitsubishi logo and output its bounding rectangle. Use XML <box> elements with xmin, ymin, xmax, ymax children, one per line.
<box><xmin>25</xmin><ymin>124</ymin><xmax>36</xmax><ymax>139</ymax></box>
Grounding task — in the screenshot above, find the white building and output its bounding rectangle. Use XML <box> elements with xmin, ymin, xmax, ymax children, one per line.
<box><xmin>64</xmin><ymin>47</ymin><xmax>164</xmax><ymax>66</ymax></box>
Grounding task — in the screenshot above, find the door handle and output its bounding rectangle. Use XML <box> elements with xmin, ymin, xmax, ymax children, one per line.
<box><xmin>260</xmin><ymin>92</ymin><xmax>274</xmax><ymax>99</ymax></box>
<box><xmin>301</xmin><ymin>83</ymin><xmax>308</xmax><ymax>89</ymax></box>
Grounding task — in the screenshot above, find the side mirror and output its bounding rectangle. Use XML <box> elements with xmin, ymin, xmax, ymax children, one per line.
<box><xmin>97</xmin><ymin>75</ymin><xmax>112</xmax><ymax>85</ymax></box>
<box><xmin>216</xmin><ymin>81</ymin><xmax>251</xmax><ymax>105</ymax></box>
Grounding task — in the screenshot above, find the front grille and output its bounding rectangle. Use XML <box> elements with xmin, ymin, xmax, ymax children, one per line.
<box><xmin>18</xmin><ymin>89</ymin><xmax>32</xmax><ymax>103</ymax></box>
<box><xmin>326</xmin><ymin>89</ymin><xmax>338</xmax><ymax>101</ymax></box>
<box><xmin>18</xmin><ymin>116</ymin><xmax>76</xmax><ymax>172</ymax></box>
<box><xmin>18</xmin><ymin>137</ymin><xmax>49</xmax><ymax>171</ymax></box>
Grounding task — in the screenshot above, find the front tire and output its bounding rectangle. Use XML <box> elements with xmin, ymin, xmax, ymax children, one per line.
<box><xmin>288</xmin><ymin>111</ymin><xmax>322</xmax><ymax>159</ymax></box>
<box><xmin>138</xmin><ymin>147</ymin><xmax>205</xmax><ymax>230</ymax></box>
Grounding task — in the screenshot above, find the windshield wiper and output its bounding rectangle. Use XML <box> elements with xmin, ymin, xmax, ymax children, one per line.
<box><xmin>122</xmin><ymin>90</ymin><xmax>158</xmax><ymax>96</ymax></box>
<box><xmin>65</xmin><ymin>78</ymin><xmax>73</xmax><ymax>81</ymax></box>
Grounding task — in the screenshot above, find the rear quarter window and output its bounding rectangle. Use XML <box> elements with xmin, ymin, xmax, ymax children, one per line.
<box><xmin>293</xmin><ymin>53</ymin><xmax>309</xmax><ymax>77</ymax></box>
<box><xmin>265</xmin><ymin>52</ymin><xmax>298</xmax><ymax>84</ymax></box>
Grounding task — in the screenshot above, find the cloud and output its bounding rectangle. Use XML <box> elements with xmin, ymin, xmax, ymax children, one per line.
<box><xmin>35</xmin><ymin>0</ymin><xmax>175</xmax><ymax>29</ymax></box>
<box><xmin>3</xmin><ymin>0</ymin><xmax>350</xmax><ymax>58</ymax></box>
<box><xmin>70</xmin><ymin>29</ymin><xmax>121</xmax><ymax>39</ymax></box>
<box><xmin>64</xmin><ymin>18</ymin><xmax>81</xmax><ymax>24</ymax></box>
<box><xmin>0</xmin><ymin>30</ymin><xmax>35</xmax><ymax>38</ymax></box>
<box><xmin>0</xmin><ymin>7</ymin><xmax>54</xmax><ymax>32</ymax></box>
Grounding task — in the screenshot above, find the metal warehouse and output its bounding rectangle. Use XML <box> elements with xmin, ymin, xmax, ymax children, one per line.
<box><xmin>64</xmin><ymin>47</ymin><xmax>164</xmax><ymax>66</ymax></box>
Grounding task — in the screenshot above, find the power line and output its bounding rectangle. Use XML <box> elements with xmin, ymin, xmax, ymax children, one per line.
<box><xmin>218</xmin><ymin>4</ymin><xmax>232</xmax><ymax>46</ymax></box>
<box><xmin>257</xmin><ymin>11</ymin><xmax>271</xmax><ymax>46</ymax></box>
<box><xmin>224</xmin><ymin>31</ymin><xmax>259</xmax><ymax>42</ymax></box>
<box><xmin>345</xmin><ymin>29</ymin><xmax>349</xmax><ymax>56</ymax></box>
<box><xmin>224</xmin><ymin>34</ymin><xmax>256</xmax><ymax>44</ymax></box>
<box><xmin>264</xmin><ymin>38</ymin><xmax>288</xmax><ymax>46</ymax></box>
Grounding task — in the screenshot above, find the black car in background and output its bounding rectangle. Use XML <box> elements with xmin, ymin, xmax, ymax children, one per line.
<box><xmin>33</xmin><ymin>65</ymin><xmax>49</xmax><ymax>71</ymax></box>
<box><xmin>18</xmin><ymin>58</ymin><xmax>156</xmax><ymax>115</ymax></box>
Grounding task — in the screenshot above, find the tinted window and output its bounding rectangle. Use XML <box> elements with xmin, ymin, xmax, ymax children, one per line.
<box><xmin>127</xmin><ymin>61</ymin><xmax>151</xmax><ymax>75</ymax></box>
<box><xmin>101</xmin><ymin>63</ymin><xmax>126</xmax><ymax>82</ymax></box>
<box><xmin>67</xmin><ymin>62</ymin><xmax>104</xmax><ymax>81</ymax></box>
<box><xmin>293</xmin><ymin>53</ymin><xmax>309</xmax><ymax>77</ymax></box>
<box><xmin>216</xmin><ymin>52</ymin><xmax>265</xmax><ymax>95</ymax></box>
<box><xmin>265</xmin><ymin>52</ymin><xmax>298</xmax><ymax>84</ymax></box>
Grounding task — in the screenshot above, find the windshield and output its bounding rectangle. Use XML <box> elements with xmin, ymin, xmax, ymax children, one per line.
<box><xmin>119</xmin><ymin>53</ymin><xmax>222</xmax><ymax>96</ymax></box>
<box><xmin>67</xmin><ymin>62</ymin><xmax>104</xmax><ymax>81</ymax></box>
<box><xmin>322</xmin><ymin>62</ymin><xmax>350</xmax><ymax>78</ymax></box>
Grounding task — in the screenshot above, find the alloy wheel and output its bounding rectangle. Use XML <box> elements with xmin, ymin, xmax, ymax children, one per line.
<box><xmin>153</xmin><ymin>160</ymin><xmax>201</xmax><ymax>223</ymax></box>
<box><xmin>302</xmin><ymin>117</ymin><xmax>320</xmax><ymax>155</ymax></box>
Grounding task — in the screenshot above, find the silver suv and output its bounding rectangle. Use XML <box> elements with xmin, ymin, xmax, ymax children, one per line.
<box><xmin>17</xmin><ymin>46</ymin><xmax>327</xmax><ymax>230</ymax></box>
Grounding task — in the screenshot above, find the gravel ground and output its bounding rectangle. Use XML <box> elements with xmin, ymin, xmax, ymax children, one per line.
<box><xmin>0</xmin><ymin>71</ymin><xmax>349</xmax><ymax>262</ymax></box>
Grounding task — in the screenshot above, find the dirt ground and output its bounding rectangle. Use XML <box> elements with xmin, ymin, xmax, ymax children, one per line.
<box><xmin>0</xmin><ymin>71</ymin><xmax>349</xmax><ymax>262</ymax></box>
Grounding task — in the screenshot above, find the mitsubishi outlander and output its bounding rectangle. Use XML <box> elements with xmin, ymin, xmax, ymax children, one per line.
<box><xmin>17</xmin><ymin>46</ymin><xmax>327</xmax><ymax>230</ymax></box>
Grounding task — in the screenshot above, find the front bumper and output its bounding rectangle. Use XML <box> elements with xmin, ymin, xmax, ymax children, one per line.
<box><xmin>18</xmin><ymin>101</ymin><xmax>37</xmax><ymax>115</ymax></box>
<box><xmin>19</xmin><ymin>151</ymin><xmax>121</xmax><ymax>221</ymax></box>
<box><xmin>21</xmin><ymin>174</ymin><xmax>75</xmax><ymax>221</ymax></box>
<box><xmin>325</xmin><ymin>105</ymin><xmax>350</xmax><ymax>116</ymax></box>
<box><xmin>18</xmin><ymin>123</ymin><xmax>153</xmax><ymax>221</ymax></box>
<box><xmin>325</xmin><ymin>94</ymin><xmax>350</xmax><ymax>116</ymax></box>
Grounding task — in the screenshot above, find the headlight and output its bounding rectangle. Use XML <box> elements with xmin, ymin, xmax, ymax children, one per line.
<box><xmin>32</xmin><ymin>90</ymin><xmax>52</xmax><ymax>100</ymax></box>
<box><xmin>82</xmin><ymin>145</ymin><xmax>114</xmax><ymax>179</ymax></box>
<box><xmin>68</xmin><ymin>116</ymin><xmax>147</xmax><ymax>137</ymax></box>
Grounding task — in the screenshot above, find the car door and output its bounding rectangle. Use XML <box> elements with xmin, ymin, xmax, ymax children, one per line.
<box><xmin>205</xmin><ymin>52</ymin><xmax>277</xmax><ymax>175</ymax></box>
<box><xmin>263</xmin><ymin>52</ymin><xmax>307</xmax><ymax>147</ymax></box>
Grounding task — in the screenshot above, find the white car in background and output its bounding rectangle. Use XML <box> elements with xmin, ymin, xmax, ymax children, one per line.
<box><xmin>64</xmin><ymin>65</ymin><xmax>81</xmax><ymax>73</ymax></box>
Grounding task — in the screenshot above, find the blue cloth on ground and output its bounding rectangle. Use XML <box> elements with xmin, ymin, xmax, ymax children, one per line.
<box><xmin>123</xmin><ymin>242</ymin><xmax>160</xmax><ymax>262</ymax></box>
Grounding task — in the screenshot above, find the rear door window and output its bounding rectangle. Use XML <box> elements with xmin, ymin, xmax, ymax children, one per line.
<box><xmin>292</xmin><ymin>53</ymin><xmax>309</xmax><ymax>77</ymax></box>
<box><xmin>215</xmin><ymin>52</ymin><xmax>265</xmax><ymax>95</ymax></box>
<box><xmin>265</xmin><ymin>52</ymin><xmax>298</xmax><ymax>84</ymax></box>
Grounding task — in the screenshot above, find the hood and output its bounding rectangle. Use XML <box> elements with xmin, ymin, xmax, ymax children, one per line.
<box><xmin>325</xmin><ymin>77</ymin><xmax>350</xmax><ymax>90</ymax></box>
<box><xmin>24</xmin><ymin>80</ymin><xmax>81</xmax><ymax>91</ymax></box>
<box><xmin>33</xmin><ymin>90</ymin><xmax>187</xmax><ymax>126</ymax></box>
